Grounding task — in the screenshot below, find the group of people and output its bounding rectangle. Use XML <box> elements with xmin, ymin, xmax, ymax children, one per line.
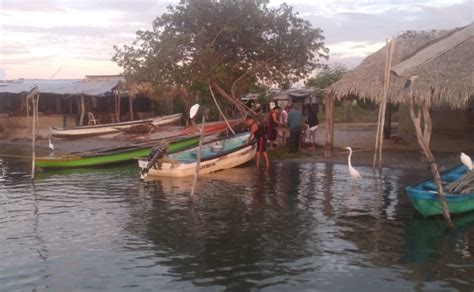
<box><xmin>246</xmin><ymin>102</ymin><xmax>319</xmax><ymax>169</ymax></box>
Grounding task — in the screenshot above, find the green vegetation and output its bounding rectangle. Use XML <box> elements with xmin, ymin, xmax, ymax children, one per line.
<box><xmin>306</xmin><ymin>64</ymin><xmax>348</xmax><ymax>90</ymax></box>
<box><xmin>113</xmin><ymin>0</ymin><xmax>328</xmax><ymax>115</ymax></box>
<box><xmin>317</xmin><ymin>100</ymin><xmax>398</xmax><ymax>124</ymax></box>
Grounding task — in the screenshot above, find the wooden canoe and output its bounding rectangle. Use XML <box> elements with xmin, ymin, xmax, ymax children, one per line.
<box><xmin>36</xmin><ymin>134</ymin><xmax>201</xmax><ymax>169</ymax></box>
<box><xmin>50</xmin><ymin>113</ymin><xmax>182</xmax><ymax>138</ymax></box>
<box><xmin>406</xmin><ymin>162</ymin><xmax>474</xmax><ymax>216</ymax></box>
<box><xmin>139</xmin><ymin>132</ymin><xmax>256</xmax><ymax>178</ymax></box>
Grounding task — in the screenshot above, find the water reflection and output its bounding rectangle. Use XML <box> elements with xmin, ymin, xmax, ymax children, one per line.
<box><xmin>0</xmin><ymin>157</ymin><xmax>473</xmax><ymax>290</ymax></box>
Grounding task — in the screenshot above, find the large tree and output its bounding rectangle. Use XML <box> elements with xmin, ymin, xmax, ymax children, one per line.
<box><xmin>113</xmin><ymin>0</ymin><xmax>328</xmax><ymax>116</ymax></box>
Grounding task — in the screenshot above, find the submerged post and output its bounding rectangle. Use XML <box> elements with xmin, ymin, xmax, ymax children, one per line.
<box><xmin>189</xmin><ymin>103</ymin><xmax>204</xmax><ymax>200</ymax></box>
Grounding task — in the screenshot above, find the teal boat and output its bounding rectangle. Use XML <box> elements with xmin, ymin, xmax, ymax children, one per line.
<box><xmin>406</xmin><ymin>162</ymin><xmax>474</xmax><ymax>216</ymax></box>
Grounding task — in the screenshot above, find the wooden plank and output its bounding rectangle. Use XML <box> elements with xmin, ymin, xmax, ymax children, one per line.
<box><xmin>392</xmin><ymin>23</ymin><xmax>473</xmax><ymax>77</ymax></box>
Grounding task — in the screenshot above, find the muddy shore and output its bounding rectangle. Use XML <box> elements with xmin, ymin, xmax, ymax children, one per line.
<box><xmin>1</xmin><ymin>123</ymin><xmax>472</xmax><ymax>171</ymax></box>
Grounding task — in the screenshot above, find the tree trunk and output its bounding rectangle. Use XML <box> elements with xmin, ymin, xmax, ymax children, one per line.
<box><xmin>324</xmin><ymin>93</ymin><xmax>335</xmax><ymax>158</ymax></box>
<box><xmin>210</xmin><ymin>81</ymin><xmax>255</xmax><ymax>117</ymax></box>
<box><xmin>406</xmin><ymin>87</ymin><xmax>453</xmax><ymax>228</ymax></box>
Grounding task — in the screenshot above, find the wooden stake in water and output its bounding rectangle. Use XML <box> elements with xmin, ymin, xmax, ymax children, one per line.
<box><xmin>190</xmin><ymin>115</ymin><xmax>206</xmax><ymax>199</ymax></box>
<box><xmin>373</xmin><ymin>38</ymin><xmax>396</xmax><ymax>171</ymax></box>
<box><xmin>25</xmin><ymin>87</ymin><xmax>39</xmax><ymax>180</ymax></box>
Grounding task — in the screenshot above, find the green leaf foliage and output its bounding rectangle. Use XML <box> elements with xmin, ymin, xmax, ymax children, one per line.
<box><xmin>113</xmin><ymin>0</ymin><xmax>328</xmax><ymax>111</ymax></box>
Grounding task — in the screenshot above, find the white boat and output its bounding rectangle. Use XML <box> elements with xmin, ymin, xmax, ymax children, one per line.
<box><xmin>139</xmin><ymin>132</ymin><xmax>256</xmax><ymax>178</ymax></box>
<box><xmin>50</xmin><ymin>113</ymin><xmax>182</xmax><ymax>138</ymax></box>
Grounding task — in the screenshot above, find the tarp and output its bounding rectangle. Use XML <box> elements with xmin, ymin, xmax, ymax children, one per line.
<box><xmin>0</xmin><ymin>78</ymin><xmax>124</xmax><ymax>97</ymax></box>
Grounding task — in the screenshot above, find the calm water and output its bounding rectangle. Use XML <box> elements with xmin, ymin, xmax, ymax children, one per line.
<box><xmin>0</xmin><ymin>152</ymin><xmax>473</xmax><ymax>291</ymax></box>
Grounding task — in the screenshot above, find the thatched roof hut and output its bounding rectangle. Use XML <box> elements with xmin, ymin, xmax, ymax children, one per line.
<box><xmin>330</xmin><ymin>23</ymin><xmax>474</xmax><ymax>109</ymax></box>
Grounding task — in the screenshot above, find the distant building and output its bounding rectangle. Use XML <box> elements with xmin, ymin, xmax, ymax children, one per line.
<box><xmin>0</xmin><ymin>75</ymin><xmax>155</xmax><ymax>134</ymax></box>
<box><xmin>272</xmin><ymin>87</ymin><xmax>317</xmax><ymax>111</ymax></box>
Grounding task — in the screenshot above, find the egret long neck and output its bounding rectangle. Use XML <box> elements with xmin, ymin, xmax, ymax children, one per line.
<box><xmin>348</xmin><ymin>149</ymin><xmax>352</xmax><ymax>168</ymax></box>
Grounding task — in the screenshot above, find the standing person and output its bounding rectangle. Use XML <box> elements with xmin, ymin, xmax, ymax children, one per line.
<box><xmin>268</xmin><ymin>103</ymin><xmax>279</xmax><ymax>149</ymax></box>
<box><xmin>286</xmin><ymin>104</ymin><xmax>302</xmax><ymax>153</ymax></box>
<box><xmin>280</xmin><ymin>105</ymin><xmax>288</xmax><ymax>124</ymax></box>
<box><xmin>246</xmin><ymin>115</ymin><xmax>269</xmax><ymax>170</ymax></box>
<box><xmin>305</xmin><ymin>104</ymin><xmax>319</xmax><ymax>151</ymax></box>
<box><xmin>279</xmin><ymin>105</ymin><xmax>289</xmax><ymax>144</ymax></box>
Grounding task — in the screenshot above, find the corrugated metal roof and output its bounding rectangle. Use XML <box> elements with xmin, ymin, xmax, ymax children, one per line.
<box><xmin>0</xmin><ymin>78</ymin><xmax>124</xmax><ymax>96</ymax></box>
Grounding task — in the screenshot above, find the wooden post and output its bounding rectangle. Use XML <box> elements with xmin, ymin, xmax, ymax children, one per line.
<box><xmin>55</xmin><ymin>96</ymin><xmax>61</xmax><ymax>113</ymax></box>
<box><xmin>79</xmin><ymin>95</ymin><xmax>85</xmax><ymax>126</ymax></box>
<box><xmin>209</xmin><ymin>84</ymin><xmax>235</xmax><ymax>135</ymax></box>
<box><xmin>190</xmin><ymin>115</ymin><xmax>206</xmax><ymax>199</ymax></box>
<box><xmin>129</xmin><ymin>95</ymin><xmax>134</xmax><ymax>121</ymax></box>
<box><xmin>324</xmin><ymin>93</ymin><xmax>335</xmax><ymax>158</ymax></box>
<box><xmin>383</xmin><ymin>102</ymin><xmax>392</xmax><ymax>139</ymax></box>
<box><xmin>405</xmin><ymin>78</ymin><xmax>453</xmax><ymax>228</ymax></box>
<box><xmin>115</xmin><ymin>90</ymin><xmax>121</xmax><ymax>122</ymax></box>
<box><xmin>31</xmin><ymin>95</ymin><xmax>37</xmax><ymax>179</ymax></box>
<box><xmin>373</xmin><ymin>38</ymin><xmax>396</xmax><ymax>170</ymax></box>
<box><xmin>31</xmin><ymin>93</ymin><xmax>39</xmax><ymax>180</ymax></box>
<box><xmin>24</xmin><ymin>87</ymin><xmax>39</xmax><ymax>179</ymax></box>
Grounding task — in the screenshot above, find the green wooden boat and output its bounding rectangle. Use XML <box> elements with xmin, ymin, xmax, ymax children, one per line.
<box><xmin>36</xmin><ymin>135</ymin><xmax>200</xmax><ymax>169</ymax></box>
<box><xmin>406</xmin><ymin>162</ymin><xmax>474</xmax><ymax>216</ymax></box>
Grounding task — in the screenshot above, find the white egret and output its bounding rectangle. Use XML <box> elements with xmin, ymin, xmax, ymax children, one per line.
<box><xmin>460</xmin><ymin>152</ymin><xmax>473</xmax><ymax>171</ymax></box>
<box><xmin>344</xmin><ymin>146</ymin><xmax>361</xmax><ymax>183</ymax></box>
<box><xmin>189</xmin><ymin>104</ymin><xmax>200</xmax><ymax>120</ymax></box>
<box><xmin>48</xmin><ymin>138</ymin><xmax>55</xmax><ymax>151</ymax></box>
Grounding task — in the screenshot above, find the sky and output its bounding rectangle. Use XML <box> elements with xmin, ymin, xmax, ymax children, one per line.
<box><xmin>0</xmin><ymin>0</ymin><xmax>472</xmax><ymax>80</ymax></box>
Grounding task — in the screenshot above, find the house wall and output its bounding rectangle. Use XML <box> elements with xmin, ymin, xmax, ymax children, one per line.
<box><xmin>273</xmin><ymin>97</ymin><xmax>317</xmax><ymax>110</ymax></box>
<box><xmin>398</xmin><ymin>105</ymin><xmax>474</xmax><ymax>143</ymax></box>
<box><xmin>0</xmin><ymin>114</ymin><xmax>78</xmax><ymax>130</ymax></box>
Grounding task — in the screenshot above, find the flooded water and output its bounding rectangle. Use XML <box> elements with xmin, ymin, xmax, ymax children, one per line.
<box><xmin>1</xmin><ymin>152</ymin><xmax>473</xmax><ymax>291</ymax></box>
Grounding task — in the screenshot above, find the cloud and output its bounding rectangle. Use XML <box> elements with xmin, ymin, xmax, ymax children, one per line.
<box><xmin>0</xmin><ymin>0</ymin><xmax>472</xmax><ymax>78</ymax></box>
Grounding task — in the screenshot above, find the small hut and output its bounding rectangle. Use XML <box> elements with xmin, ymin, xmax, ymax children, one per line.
<box><xmin>0</xmin><ymin>75</ymin><xmax>165</xmax><ymax>133</ymax></box>
<box><xmin>328</xmin><ymin>23</ymin><xmax>474</xmax><ymax>150</ymax></box>
<box><xmin>272</xmin><ymin>87</ymin><xmax>317</xmax><ymax>110</ymax></box>
<box><xmin>328</xmin><ymin>23</ymin><xmax>473</xmax><ymax>226</ymax></box>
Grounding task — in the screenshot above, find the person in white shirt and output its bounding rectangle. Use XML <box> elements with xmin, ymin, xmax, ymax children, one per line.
<box><xmin>278</xmin><ymin>105</ymin><xmax>289</xmax><ymax>144</ymax></box>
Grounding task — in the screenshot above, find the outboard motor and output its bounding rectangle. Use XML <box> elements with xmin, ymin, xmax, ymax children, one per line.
<box><xmin>141</xmin><ymin>142</ymin><xmax>167</xmax><ymax>179</ymax></box>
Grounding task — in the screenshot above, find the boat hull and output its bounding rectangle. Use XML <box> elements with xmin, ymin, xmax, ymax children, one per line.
<box><xmin>406</xmin><ymin>187</ymin><xmax>474</xmax><ymax>216</ymax></box>
<box><xmin>142</xmin><ymin>144</ymin><xmax>256</xmax><ymax>177</ymax></box>
<box><xmin>406</xmin><ymin>162</ymin><xmax>474</xmax><ymax>216</ymax></box>
<box><xmin>50</xmin><ymin>113</ymin><xmax>182</xmax><ymax>138</ymax></box>
<box><xmin>36</xmin><ymin>135</ymin><xmax>200</xmax><ymax>169</ymax></box>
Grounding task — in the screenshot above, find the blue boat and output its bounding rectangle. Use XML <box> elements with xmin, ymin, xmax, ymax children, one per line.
<box><xmin>406</xmin><ymin>162</ymin><xmax>474</xmax><ymax>216</ymax></box>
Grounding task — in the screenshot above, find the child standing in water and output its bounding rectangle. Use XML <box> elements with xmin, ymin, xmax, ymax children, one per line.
<box><xmin>246</xmin><ymin>115</ymin><xmax>270</xmax><ymax>170</ymax></box>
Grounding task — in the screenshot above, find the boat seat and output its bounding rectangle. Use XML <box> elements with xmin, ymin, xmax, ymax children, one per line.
<box><xmin>87</xmin><ymin>112</ymin><xmax>99</xmax><ymax>125</ymax></box>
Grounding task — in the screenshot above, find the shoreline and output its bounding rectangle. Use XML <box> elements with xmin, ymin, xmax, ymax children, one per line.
<box><xmin>1</xmin><ymin>122</ymin><xmax>471</xmax><ymax>172</ymax></box>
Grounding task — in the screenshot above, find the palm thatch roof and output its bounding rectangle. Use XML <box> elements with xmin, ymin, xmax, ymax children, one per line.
<box><xmin>329</xmin><ymin>23</ymin><xmax>473</xmax><ymax>109</ymax></box>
